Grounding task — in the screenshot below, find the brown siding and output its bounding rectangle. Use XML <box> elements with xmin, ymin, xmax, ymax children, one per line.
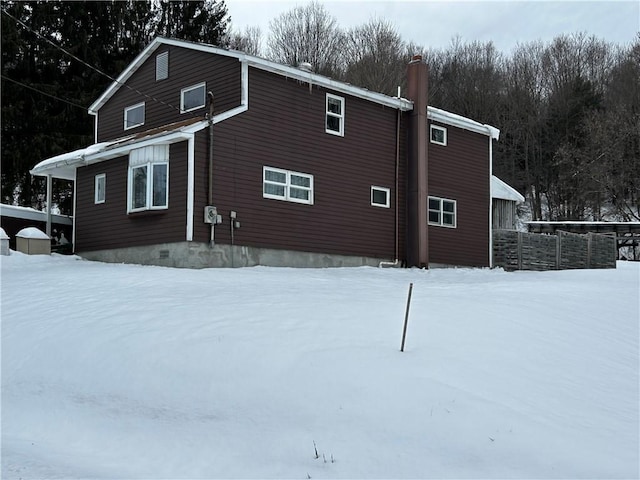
<box><xmin>427</xmin><ymin>121</ymin><xmax>490</xmax><ymax>267</ymax></box>
<box><xmin>97</xmin><ymin>46</ymin><xmax>241</xmax><ymax>142</ymax></box>
<box><xmin>194</xmin><ymin>67</ymin><xmax>403</xmax><ymax>259</ymax></box>
<box><xmin>75</xmin><ymin>142</ymin><xmax>189</xmax><ymax>251</ymax></box>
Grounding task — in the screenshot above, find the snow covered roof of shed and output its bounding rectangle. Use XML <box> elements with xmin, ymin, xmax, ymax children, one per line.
<box><xmin>16</xmin><ymin>227</ymin><xmax>49</xmax><ymax>240</ymax></box>
<box><xmin>491</xmin><ymin>176</ymin><xmax>524</xmax><ymax>202</ymax></box>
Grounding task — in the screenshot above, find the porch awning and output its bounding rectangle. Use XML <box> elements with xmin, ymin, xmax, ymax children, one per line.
<box><xmin>30</xmin><ymin>118</ymin><xmax>208</xmax><ymax>180</ymax></box>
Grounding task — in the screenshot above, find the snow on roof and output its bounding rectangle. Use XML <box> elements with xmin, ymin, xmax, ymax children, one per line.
<box><xmin>16</xmin><ymin>227</ymin><xmax>50</xmax><ymax>240</ymax></box>
<box><xmin>31</xmin><ymin>119</ymin><xmax>209</xmax><ymax>179</ymax></box>
<box><xmin>428</xmin><ymin>107</ymin><xmax>500</xmax><ymax>140</ymax></box>
<box><xmin>0</xmin><ymin>204</ymin><xmax>73</xmax><ymax>224</ymax></box>
<box><xmin>491</xmin><ymin>176</ymin><xmax>524</xmax><ymax>202</ymax></box>
<box><xmin>0</xmin><ymin>227</ymin><xmax>9</xmax><ymax>240</ymax></box>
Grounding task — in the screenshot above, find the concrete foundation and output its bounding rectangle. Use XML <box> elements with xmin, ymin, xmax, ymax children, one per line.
<box><xmin>78</xmin><ymin>242</ymin><xmax>392</xmax><ymax>269</ymax></box>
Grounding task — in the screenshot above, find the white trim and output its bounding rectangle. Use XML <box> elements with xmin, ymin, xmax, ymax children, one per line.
<box><xmin>371</xmin><ymin>186</ymin><xmax>390</xmax><ymax>208</ymax></box>
<box><xmin>326</xmin><ymin>93</ymin><xmax>345</xmax><ymax>136</ymax></box>
<box><xmin>89</xmin><ymin>37</ymin><xmax>413</xmax><ymax>114</ymax></box>
<box><xmin>427</xmin><ymin>106</ymin><xmax>500</xmax><ymax>140</ymax></box>
<box><xmin>124</xmin><ymin>102</ymin><xmax>145</xmax><ymax>130</ymax></box>
<box><xmin>94</xmin><ymin>173</ymin><xmax>106</xmax><ymax>204</ymax></box>
<box><xmin>488</xmin><ymin>138</ymin><xmax>493</xmax><ymax>267</ymax></box>
<box><xmin>428</xmin><ymin>196</ymin><xmax>457</xmax><ymax>228</ymax></box>
<box><xmin>71</xmin><ymin>171</ymin><xmax>77</xmax><ymax>252</ymax></box>
<box><xmin>92</xmin><ymin>111</ymin><xmax>98</xmax><ymax>143</ymax></box>
<box><xmin>0</xmin><ymin>204</ymin><xmax>72</xmax><ymax>224</ymax></box>
<box><xmin>186</xmin><ymin>134</ymin><xmax>194</xmax><ymax>241</ymax></box>
<box><xmin>180</xmin><ymin>82</ymin><xmax>206</xmax><ymax>113</ymax></box>
<box><xmin>430</xmin><ymin>124</ymin><xmax>447</xmax><ymax>146</ymax></box>
<box><xmin>263</xmin><ymin>166</ymin><xmax>314</xmax><ymax>205</ymax></box>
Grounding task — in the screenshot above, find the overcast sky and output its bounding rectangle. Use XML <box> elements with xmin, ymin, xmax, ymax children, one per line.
<box><xmin>225</xmin><ymin>0</ymin><xmax>640</xmax><ymax>54</ymax></box>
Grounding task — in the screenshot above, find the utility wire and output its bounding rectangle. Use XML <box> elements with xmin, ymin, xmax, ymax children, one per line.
<box><xmin>1</xmin><ymin>8</ymin><xmax>201</xmax><ymax>119</ymax></box>
<box><xmin>1</xmin><ymin>74</ymin><xmax>88</xmax><ymax>110</ymax></box>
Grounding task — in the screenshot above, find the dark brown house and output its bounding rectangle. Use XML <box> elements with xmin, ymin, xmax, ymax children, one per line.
<box><xmin>31</xmin><ymin>37</ymin><xmax>511</xmax><ymax>268</ymax></box>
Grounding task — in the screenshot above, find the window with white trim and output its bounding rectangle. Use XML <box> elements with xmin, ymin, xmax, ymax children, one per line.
<box><xmin>181</xmin><ymin>82</ymin><xmax>206</xmax><ymax>113</ymax></box>
<box><xmin>156</xmin><ymin>51</ymin><xmax>169</xmax><ymax>81</ymax></box>
<box><xmin>430</xmin><ymin>125</ymin><xmax>447</xmax><ymax>146</ymax></box>
<box><xmin>428</xmin><ymin>196</ymin><xmax>456</xmax><ymax>227</ymax></box>
<box><xmin>371</xmin><ymin>186</ymin><xmax>390</xmax><ymax>208</ymax></box>
<box><xmin>326</xmin><ymin>93</ymin><xmax>344</xmax><ymax>136</ymax></box>
<box><xmin>128</xmin><ymin>145</ymin><xmax>169</xmax><ymax>213</ymax></box>
<box><xmin>94</xmin><ymin>174</ymin><xmax>105</xmax><ymax>204</ymax></box>
<box><xmin>263</xmin><ymin>166</ymin><xmax>313</xmax><ymax>205</ymax></box>
<box><xmin>124</xmin><ymin>102</ymin><xmax>145</xmax><ymax>130</ymax></box>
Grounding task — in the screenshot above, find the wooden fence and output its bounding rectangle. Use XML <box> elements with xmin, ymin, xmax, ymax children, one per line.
<box><xmin>493</xmin><ymin>230</ymin><xmax>617</xmax><ymax>271</ymax></box>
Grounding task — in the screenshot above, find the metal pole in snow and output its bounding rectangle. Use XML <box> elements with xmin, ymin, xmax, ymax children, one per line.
<box><xmin>400</xmin><ymin>283</ymin><xmax>413</xmax><ymax>352</ymax></box>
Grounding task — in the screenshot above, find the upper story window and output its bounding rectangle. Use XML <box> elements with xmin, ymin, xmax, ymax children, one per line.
<box><xmin>181</xmin><ymin>82</ymin><xmax>206</xmax><ymax>113</ymax></box>
<box><xmin>128</xmin><ymin>145</ymin><xmax>169</xmax><ymax>213</ymax></box>
<box><xmin>430</xmin><ymin>125</ymin><xmax>447</xmax><ymax>146</ymax></box>
<box><xmin>326</xmin><ymin>93</ymin><xmax>344</xmax><ymax>136</ymax></box>
<box><xmin>428</xmin><ymin>196</ymin><xmax>456</xmax><ymax>228</ymax></box>
<box><xmin>371</xmin><ymin>186</ymin><xmax>390</xmax><ymax>208</ymax></box>
<box><xmin>156</xmin><ymin>51</ymin><xmax>169</xmax><ymax>81</ymax></box>
<box><xmin>124</xmin><ymin>102</ymin><xmax>145</xmax><ymax>130</ymax></box>
<box><xmin>263</xmin><ymin>166</ymin><xmax>313</xmax><ymax>205</ymax></box>
<box><xmin>94</xmin><ymin>174</ymin><xmax>105</xmax><ymax>204</ymax></box>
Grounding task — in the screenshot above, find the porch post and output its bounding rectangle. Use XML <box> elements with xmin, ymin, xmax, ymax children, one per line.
<box><xmin>46</xmin><ymin>174</ymin><xmax>52</xmax><ymax>237</ymax></box>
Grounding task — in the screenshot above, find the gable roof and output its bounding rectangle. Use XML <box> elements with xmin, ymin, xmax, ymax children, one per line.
<box><xmin>89</xmin><ymin>37</ymin><xmax>414</xmax><ymax>114</ymax></box>
<box><xmin>491</xmin><ymin>175</ymin><xmax>525</xmax><ymax>202</ymax></box>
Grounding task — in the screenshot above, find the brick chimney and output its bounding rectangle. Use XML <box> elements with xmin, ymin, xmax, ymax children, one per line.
<box><xmin>406</xmin><ymin>54</ymin><xmax>429</xmax><ymax>267</ymax></box>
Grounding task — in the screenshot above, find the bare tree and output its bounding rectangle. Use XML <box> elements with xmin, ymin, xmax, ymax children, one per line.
<box><xmin>342</xmin><ymin>18</ymin><xmax>406</xmax><ymax>96</ymax></box>
<box><xmin>227</xmin><ymin>25</ymin><xmax>263</xmax><ymax>56</ymax></box>
<box><xmin>267</xmin><ymin>1</ymin><xmax>343</xmax><ymax>76</ymax></box>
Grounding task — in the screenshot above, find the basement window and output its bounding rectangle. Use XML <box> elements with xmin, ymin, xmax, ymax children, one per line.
<box><xmin>263</xmin><ymin>166</ymin><xmax>313</xmax><ymax>205</ymax></box>
<box><xmin>371</xmin><ymin>186</ymin><xmax>390</xmax><ymax>208</ymax></box>
<box><xmin>326</xmin><ymin>93</ymin><xmax>344</xmax><ymax>136</ymax></box>
<box><xmin>124</xmin><ymin>102</ymin><xmax>145</xmax><ymax>130</ymax></box>
<box><xmin>181</xmin><ymin>82</ymin><xmax>206</xmax><ymax>113</ymax></box>
<box><xmin>94</xmin><ymin>174</ymin><xmax>105</xmax><ymax>204</ymax></box>
<box><xmin>430</xmin><ymin>125</ymin><xmax>447</xmax><ymax>146</ymax></box>
<box><xmin>156</xmin><ymin>51</ymin><xmax>169</xmax><ymax>81</ymax></box>
<box><xmin>128</xmin><ymin>145</ymin><xmax>169</xmax><ymax>213</ymax></box>
<box><xmin>428</xmin><ymin>196</ymin><xmax>456</xmax><ymax>228</ymax></box>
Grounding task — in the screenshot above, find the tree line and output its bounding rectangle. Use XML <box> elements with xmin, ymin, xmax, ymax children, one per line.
<box><xmin>3</xmin><ymin>1</ymin><xmax>639</xmax><ymax>222</ymax></box>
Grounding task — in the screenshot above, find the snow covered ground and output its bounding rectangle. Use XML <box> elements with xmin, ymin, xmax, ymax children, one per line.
<box><xmin>2</xmin><ymin>253</ymin><xmax>638</xmax><ymax>479</ymax></box>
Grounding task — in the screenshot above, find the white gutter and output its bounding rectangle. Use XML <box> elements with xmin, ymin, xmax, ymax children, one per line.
<box><xmin>428</xmin><ymin>106</ymin><xmax>500</xmax><ymax>140</ymax></box>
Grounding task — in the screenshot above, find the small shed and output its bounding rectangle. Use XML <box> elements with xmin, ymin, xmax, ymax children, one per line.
<box><xmin>491</xmin><ymin>176</ymin><xmax>525</xmax><ymax>230</ymax></box>
<box><xmin>16</xmin><ymin>227</ymin><xmax>51</xmax><ymax>255</ymax></box>
<box><xmin>0</xmin><ymin>227</ymin><xmax>9</xmax><ymax>255</ymax></box>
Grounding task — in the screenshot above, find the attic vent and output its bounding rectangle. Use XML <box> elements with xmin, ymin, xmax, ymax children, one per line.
<box><xmin>156</xmin><ymin>51</ymin><xmax>169</xmax><ymax>81</ymax></box>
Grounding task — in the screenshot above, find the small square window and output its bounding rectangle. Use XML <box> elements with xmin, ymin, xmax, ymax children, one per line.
<box><xmin>94</xmin><ymin>174</ymin><xmax>105</xmax><ymax>204</ymax></box>
<box><xmin>430</xmin><ymin>125</ymin><xmax>447</xmax><ymax>146</ymax></box>
<box><xmin>124</xmin><ymin>102</ymin><xmax>145</xmax><ymax>130</ymax></box>
<box><xmin>156</xmin><ymin>51</ymin><xmax>169</xmax><ymax>81</ymax></box>
<box><xmin>428</xmin><ymin>196</ymin><xmax>456</xmax><ymax>228</ymax></box>
<box><xmin>326</xmin><ymin>93</ymin><xmax>344</xmax><ymax>136</ymax></box>
<box><xmin>181</xmin><ymin>82</ymin><xmax>206</xmax><ymax>113</ymax></box>
<box><xmin>371</xmin><ymin>186</ymin><xmax>390</xmax><ymax>208</ymax></box>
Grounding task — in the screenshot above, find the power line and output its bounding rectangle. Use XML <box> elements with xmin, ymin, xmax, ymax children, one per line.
<box><xmin>1</xmin><ymin>8</ymin><xmax>200</xmax><ymax>119</ymax></box>
<box><xmin>1</xmin><ymin>74</ymin><xmax>88</xmax><ymax>110</ymax></box>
